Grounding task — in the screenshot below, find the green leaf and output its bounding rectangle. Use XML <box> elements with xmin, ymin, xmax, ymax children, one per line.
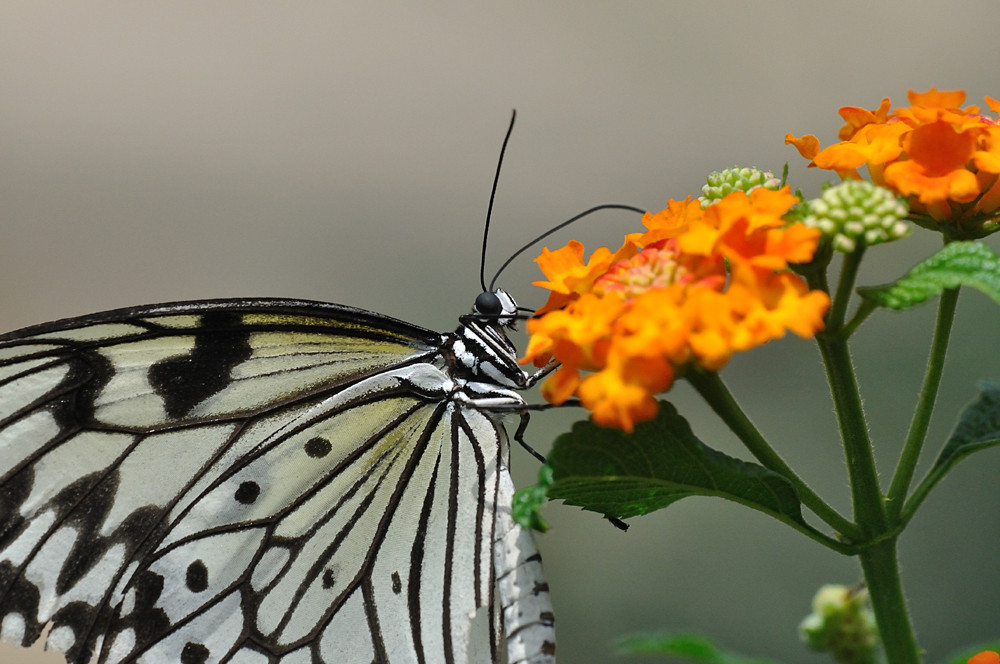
<box><xmin>936</xmin><ymin>641</ymin><xmax>1000</xmax><ymax>664</ymax></box>
<box><xmin>543</xmin><ymin>401</ymin><xmax>807</xmax><ymax>529</ymax></box>
<box><xmin>512</xmin><ymin>466</ymin><xmax>553</xmax><ymax>532</ymax></box>
<box><xmin>615</xmin><ymin>632</ymin><xmax>780</xmax><ymax>663</ymax></box>
<box><xmin>858</xmin><ymin>241</ymin><xmax>1000</xmax><ymax>309</ymax></box>
<box><xmin>905</xmin><ymin>381</ymin><xmax>1000</xmax><ymax>519</ymax></box>
<box><xmin>938</xmin><ymin>381</ymin><xmax>1000</xmax><ymax>465</ymax></box>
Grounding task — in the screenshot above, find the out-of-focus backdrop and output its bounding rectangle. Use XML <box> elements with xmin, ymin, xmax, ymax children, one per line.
<box><xmin>2</xmin><ymin>3</ymin><xmax>999</xmax><ymax>663</ymax></box>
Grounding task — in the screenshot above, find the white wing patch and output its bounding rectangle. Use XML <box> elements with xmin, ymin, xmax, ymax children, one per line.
<box><xmin>104</xmin><ymin>426</ymin><xmax>239</xmax><ymax>537</ymax></box>
<box><xmin>1</xmin><ymin>611</ymin><xmax>26</xmax><ymax>644</ymax></box>
<box><xmin>0</xmin><ymin>411</ymin><xmax>62</xmax><ymax>479</ymax></box>
<box><xmin>318</xmin><ymin>591</ymin><xmax>375</xmax><ymax>663</ymax></box>
<box><xmin>0</xmin><ymin>361</ymin><xmax>71</xmax><ymax>416</ymax></box>
<box><xmin>0</xmin><ymin>344</ymin><xmax>66</xmax><ymax>362</ymax></box>
<box><xmin>227</xmin><ymin>647</ymin><xmax>271</xmax><ymax>664</ymax></box>
<box><xmin>1</xmin><ymin>509</ymin><xmax>57</xmax><ymax>568</ymax></box>
<box><xmin>36</xmin><ymin>324</ymin><xmax>148</xmax><ymax>343</ymax></box>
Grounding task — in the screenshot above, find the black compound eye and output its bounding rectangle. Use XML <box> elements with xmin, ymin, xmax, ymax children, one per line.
<box><xmin>474</xmin><ymin>291</ymin><xmax>502</xmax><ymax>315</ymax></box>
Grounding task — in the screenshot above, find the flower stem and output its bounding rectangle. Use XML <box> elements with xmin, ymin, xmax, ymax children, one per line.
<box><xmin>687</xmin><ymin>370</ymin><xmax>860</xmax><ymax>543</ymax></box>
<box><xmin>818</xmin><ymin>322</ymin><xmax>921</xmax><ymax>662</ymax></box>
<box><xmin>817</xmin><ymin>336</ymin><xmax>886</xmax><ymax>532</ymax></box>
<box><xmin>885</xmin><ymin>287</ymin><xmax>959</xmax><ymax>521</ymax></box>
<box><xmin>858</xmin><ymin>536</ymin><xmax>922</xmax><ymax>664</ymax></box>
<box><xmin>827</xmin><ymin>246</ymin><xmax>866</xmax><ymax>332</ymax></box>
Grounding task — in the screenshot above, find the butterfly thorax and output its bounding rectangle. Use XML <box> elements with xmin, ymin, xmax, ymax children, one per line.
<box><xmin>438</xmin><ymin>290</ymin><xmax>528</xmax><ymax>391</ymax></box>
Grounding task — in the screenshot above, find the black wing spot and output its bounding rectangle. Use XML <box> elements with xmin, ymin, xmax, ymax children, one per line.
<box><xmin>322</xmin><ymin>568</ymin><xmax>336</xmax><ymax>589</ymax></box>
<box><xmin>147</xmin><ymin>312</ymin><xmax>252</xmax><ymax>420</ymax></box>
<box><xmin>304</xmin><ymin>436</ymin><xmax>332</xmax><ymax>458</ymax></box>
<box><xmin>133</xmin><ymin>569</ymin><xmax>165</xmax><ymax>612</ymax></box>
<box><xmin>125</xmin><ymin>570</ymin><xmax>170</xmax><ymax>652</ymax></box>
<box><xmin>234</xmin><ymin>481</ymin><xmax>260</xmax><ymax>504</ymax></box>
<box><xmin>185</xmin><ymin>560</ymin><xmax>209</xmax><ymax>593</ymax></box>
<box><xmin>180</xmin><ymin>642</ymin><xmax>210</xmax><ymax>664</ymax></box>
<box><xmin>391</xmin><ymin>571</ymin><xmax>402</xmax><ymax>594</ymax></box>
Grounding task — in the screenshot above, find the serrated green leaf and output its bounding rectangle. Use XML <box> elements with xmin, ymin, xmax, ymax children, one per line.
<box><xmin>544</xmin><ymin>402</ymin><xmax>806</xmax><ymax>528</ymax></box>
<box><xmin>905</xmin><ymin>381</ymin><xmax>1000</xmax><ymax>519</ymax></box>
<box><xmin>858</xmin><ymin>241</ymin><xmax>1000</xmax><ymax>309</ymax></box>
<box><xmin>615</xmin><ymin>632</ymin><xmax>780</xmax><ymax>663</ymax></box>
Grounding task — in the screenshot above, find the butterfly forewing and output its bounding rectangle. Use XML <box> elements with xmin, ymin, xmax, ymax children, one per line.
<box><xmin>0</xmin><ymin>297</ymin><xmax>554</xmax><ymax>664</ymax></box>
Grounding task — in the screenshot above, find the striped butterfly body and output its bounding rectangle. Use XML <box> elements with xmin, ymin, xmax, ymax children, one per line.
<box><xmin>0</xmin><ymin>293</ymin><xmax>555</xmax><ymax>664</ymax></box>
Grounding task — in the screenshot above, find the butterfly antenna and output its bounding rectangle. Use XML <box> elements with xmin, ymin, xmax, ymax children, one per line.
<box><xmin>481</xmin><ymin>110</ymin><xmax>518</xmax><ymax>293</ymax></box>
<box><xmin>488</xmin><ymin>202</ymin><xmax>647</xmax><ymax>291</ymax></box>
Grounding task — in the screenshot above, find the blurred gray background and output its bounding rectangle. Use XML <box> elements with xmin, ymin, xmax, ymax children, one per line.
<box><xmin>2</xmin><ymin>3</ymin><xmax>999</xmax><ymax>663</ymax></box>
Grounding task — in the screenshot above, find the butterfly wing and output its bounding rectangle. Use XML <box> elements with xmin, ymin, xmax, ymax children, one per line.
<box><xmin>0</xmin><ymin>298</ymin><xmax>527</xmax><ymax>664</ymax></box>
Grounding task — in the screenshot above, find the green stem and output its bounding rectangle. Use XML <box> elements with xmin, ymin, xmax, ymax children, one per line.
<box><xmin>840</xmin><ymin>298</ymin><xmax>877</xmax><ymax>341</ymax></box>
<box><xmin>817</xmin><ymin>335</ymin><xmax>886</xmax><ymax>533</ymax></box>
<box><xmin>828</xmin><ymin>246</ymin><xmax>866</xmax><ymax>332</ymax></box>
<box><xmin>899</xmin><ymin>473</ymin><xmax>939</xmax><ymax>528</ymax></box>
<box><xmin>819</xmin><ymin>289</ymin><xmax>921</xmax><ymax>661</ymax></box>
<box><xmin>885</xmin><ymin>287</ymin><xmax>960</xmax><ymax>521</ymax></box>
<box><xmin>858</xmin><ymin>537</ymin><xmax>921</xmax><ymax>664</ymax></box>
<box><xmin>687</xmin><ymin>370</ymin><xmax>860</xmax><ymax>543</ymax></box>
<box><xmin>817</xmin><ymin>245</ymin><xmax>886</xmax><ymax>532</ymax></box>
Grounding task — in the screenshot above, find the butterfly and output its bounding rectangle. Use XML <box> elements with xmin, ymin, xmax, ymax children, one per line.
<box><xmin>0</xmin><ymin>106</ymin><xmax>582</xmax><ymax>663</ymax></box>
<box><xmin>0</xmin><ymin>289</ymin><xmax>557</xmax><ymax>664</ymax></box>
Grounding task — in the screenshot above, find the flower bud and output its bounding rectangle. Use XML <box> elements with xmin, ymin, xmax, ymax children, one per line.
<box><xmin>802</xmin><ymin>181</ymin><xmax>909</xmax><ymax>253</ymax></box>
<box><xmin>700</xmin><ymin>167</ymin><xmax>782</xmax><ymax>207</ymax></box>
<box><xmin>799</xmin><ymin>584</ymin><xmax>879</xmax><ymax>664</ymax></box>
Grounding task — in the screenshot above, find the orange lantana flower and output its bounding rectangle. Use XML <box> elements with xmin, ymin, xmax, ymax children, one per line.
<box><xmin>522</xmin><ymin>187</ymin><xmax>830</xmax><ymax>431</ymax></box>
<box><xmin>532</xmin><ymin>240</ymin><xmax>638</xmax><ymax>315</ymax></box>
<box><xmin>969</xmin><ymin>651</ymin><xmax>1000</xmax><ymax>664</ymax></box>
<box><xmin>786</xmin><ymin>88</ymin><xmax>1000</xmax><ymax>229</ymax></box>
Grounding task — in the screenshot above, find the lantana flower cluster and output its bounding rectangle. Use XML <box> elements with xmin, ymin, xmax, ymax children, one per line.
<box><xmin>521</xmin><ymin>186</ymin><xmax>830</xmax><ymax>431</ymax></box>
<box><xmin>786</xmin><ymin>88</ymin><xmax>1000</xmax><ymax>232</ymax></box>
<box><xmin>970</xmin><ymin>652</ymin><xmax>1000</xmax><ymax>664</ymax></box>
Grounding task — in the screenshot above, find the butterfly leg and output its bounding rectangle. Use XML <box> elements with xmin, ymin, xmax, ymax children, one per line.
<box><xmin>512</xmin><ymin>412</ymin><xmax>547</xmax><ymax>464</ymax></box>
<box><xmin>523</xmin><ymin>359</ymin><xmax>558</xmax><ymax>389</ymax></box>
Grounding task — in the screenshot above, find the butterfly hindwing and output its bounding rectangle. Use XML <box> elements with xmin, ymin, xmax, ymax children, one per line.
<box><xmin>105</xmin><ymin>397</ymin><xmax>502</xmax><ymax>663</ymax></box>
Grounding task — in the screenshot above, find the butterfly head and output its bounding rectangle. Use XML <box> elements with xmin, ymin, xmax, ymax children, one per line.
<box><xmin>473</xmin><ymin>289</ymin><xmax>519</xmax><ymax>329</ymax></box>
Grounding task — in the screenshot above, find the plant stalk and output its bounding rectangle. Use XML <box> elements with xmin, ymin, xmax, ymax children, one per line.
<box><xmin>858</xmin><ymin>536</ymin><xmax>922</xmax><ymax>663</ymax></box>
<box><xmin>817</xmin><ymin>336</ymin><xmax>886</xmax><ymax>532</ymax></box>
<box><xmin>819</xmin><ymin>318</ymin><xmax>921</xmax><ymax>661</ymax></box>
<box><xmin>885</xmin><ymin>287</ymin><xmax>959</xmax><ymax>520</ymax></box>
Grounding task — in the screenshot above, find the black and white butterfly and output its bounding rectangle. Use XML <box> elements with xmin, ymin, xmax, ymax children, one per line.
<box><xmin>0</xmin><ymin>113</ymin><xmax>568</xmax><ymax>663</ymax></box>
<box><xmin>0</xmin><ymin>290</ymin><xmax>556</xmax><ymax>664</ymax></box>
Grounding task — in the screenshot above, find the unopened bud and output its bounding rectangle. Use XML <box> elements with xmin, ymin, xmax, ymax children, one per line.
<box><xmin>700</xmin><ymin>167</ymin><xmax>782</xmax><ymax>207</ymax></box>
<box><xmin>802</xmin><ymin>181</ymin><xmax>909</xmax><ymax>253</ymax></box>
<box><xmin>799</xmin><ymin>584</ymin><xmax>878</xmax><ymax>664</ymax></box>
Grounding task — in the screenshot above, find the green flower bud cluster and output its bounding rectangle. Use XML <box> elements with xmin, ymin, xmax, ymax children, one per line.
<box><xmin>700</xmin><ymin>167</ymin><xmax>782</xmax><ymax>207</ymax></box>
<box><xmin>803</xmin><ymin>181</ymin><xmax>909</xmax><ymax>253</ymax></box>
<box><xmin>799</xmin><ymin>584</ymin><xmax>879</xmax><ymax>664</ymax></box>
